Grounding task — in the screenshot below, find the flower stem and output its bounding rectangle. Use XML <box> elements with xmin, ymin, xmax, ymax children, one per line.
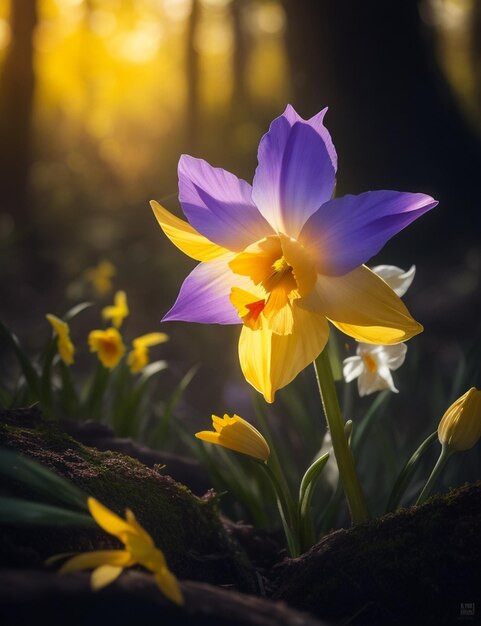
<box><xmin>416</xmin><ymin>443</ymin><xmax>453</xmax><ymax>506</ymax></box>
<box><xmin>313</xmin><ymin>348</ymin><xmax>369</xmax><ymax>524</ymax></box>
<box><xmin>257</xmin><ymin>461</ymin><xmax>300</xmax><ymax>557</ymax></box>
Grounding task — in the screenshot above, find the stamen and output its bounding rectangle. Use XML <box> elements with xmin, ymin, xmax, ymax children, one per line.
<box><xmin>272</xmin><ymin>256</ymin><xmax>290</xmax><ymax>274</ymax></box>
<box><xmin>362</xmin><ymin>353</ymin><xmax>378</xmax><ymax>374</ymax></box>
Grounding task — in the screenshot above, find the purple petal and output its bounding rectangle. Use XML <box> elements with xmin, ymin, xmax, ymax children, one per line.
<box><xmin>162</xmin><ymin>255</ymin><xmax>244</xmax><ymax>325</ymax></box>
<box><xmin>252</xmin><ymin>105</ymin><xmax>337</xmax><ymax>238</ymax></box>
<box><xmin>178</xmin><ymin>155</ymin><xmax>272</xmax><ymax>252</ymax></box>
<box><xmin>301</xmin><ymin>191</ymin><xmax>438</xmax><ymax>276</ymax></box>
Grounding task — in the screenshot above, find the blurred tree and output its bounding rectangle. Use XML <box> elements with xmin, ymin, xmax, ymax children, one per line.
<box><xmin>283</xmin><ymin>0</ymin><xmax>481</xmax><ymax>258</ymax></box>
<box><xmin>231</xmin><ymin>0</ymin><xmax>250</xmax><ymax>117</ymax></box>
<box><xmin>0</xmin><ymin>0</ymin><xmax>37</xmax><ymax>232</ymax></box>
<box><xmin>186</xmin><ymin>0</ymin><xmax>200</xmax><ymax>152</ymax></box>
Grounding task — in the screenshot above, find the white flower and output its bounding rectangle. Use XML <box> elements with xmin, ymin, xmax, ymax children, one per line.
<box><xmin>342</xmin><ymin>265</ymin><xmax>415</xmax><ymax>396</ymax></box>
<box><xmin>343</xmin><ymin>343</ymin><xmax>408</xmax><ymax>396</ymax></box>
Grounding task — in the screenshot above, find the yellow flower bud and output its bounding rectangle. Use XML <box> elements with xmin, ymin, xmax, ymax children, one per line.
<box><xmin>438</xmin><ymin>387</ymin><xmax>481</xmax><ymax>452</ymax></box>
<box><xmin>196</xmin><ymin>414</ymin><xmax>270</xmax><ymax>462</ymax></box>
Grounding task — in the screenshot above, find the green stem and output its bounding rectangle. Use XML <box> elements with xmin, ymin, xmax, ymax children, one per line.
<box><xmin>416</xmin><ymin>443</ymin><xmax>453</xmax><ymax>506</ymax></box>
<box><xmin>253</xmin><ymin>394</ymin><xmax>293</xmax><ymax>505</ymax></box>
<box><xmin>313</xmin><ymin>348</ymin><xmax>369</xmax><ymax>524</ymax></box>
<box><xmin>257</xmin><ymin>461</ymin><xmax>300</xmax><ymax>557</ymax></box>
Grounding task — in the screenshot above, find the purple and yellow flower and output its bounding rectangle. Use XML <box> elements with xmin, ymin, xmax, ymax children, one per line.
<box><xmin>152</xmin><ymin>106</ymin><xmax>437</xmax><ymax>402</ymax></box>
<box><xmin>55</xmin><ymin>497</ymin><xmax>183</xmax><ymax>604</ymax></box>
<box><xmin>46</xmin><ymin>313</ymin><xmax>75</xmax><ymax>365</ymax></box>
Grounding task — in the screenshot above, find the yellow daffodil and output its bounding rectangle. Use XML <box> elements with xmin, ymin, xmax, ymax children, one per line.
<box><xmin>46</xmin><ymin>314</ymin><xmax>75</xmax><ymax>365</ymax></box>
<box><xmin>56</xmin><ymin>497</ymin><xmax>183</xmax><ymax>604</ymax></box>
<box><xmin>84</xmin><ymin>260</ymin><xmax>116</xmax><ymax>296</ymax></box>
<box><xmin>102</xmin><ymin>291</ymin><xmax>129</xmax><ymax>329</ymax></box>
<box><xmin>88</xmin><ymin>327</ymin><xmax>126</xmax><ymax>368</ymax></box>
<box><xmin>196</xmin><ymin>414</ymin><xmax>270</xmax><ymax>462</ymax></box>
<box><xmin>438</xmin><ymin>388</ymin><xmax>481</xmax><ymax>452</ymax></box>
<box><xmin>127</xmin><ymin>332</ymin><xmax>169</xmax><ymax>374</ymax></box>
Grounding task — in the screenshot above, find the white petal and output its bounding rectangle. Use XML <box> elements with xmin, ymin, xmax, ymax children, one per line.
<box><xmin>371</xmin><ymin>265</ymin><xmax>416</xmax><ymax>297</ymax></box>
<box><xmin>343</xmin><ymin>356</ymin><xmax>364</xmax><ymax>382</ymax></box>
<box><xmin>385</xmin><ymin>343</ymin><xmax>408</xmax><ymax>370</ymax></box>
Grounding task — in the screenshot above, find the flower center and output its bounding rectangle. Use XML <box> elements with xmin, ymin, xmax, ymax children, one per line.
<box><xmin>228</xmin><ymin>235</ymin><xmax>317</xmax><ymax>335</ymax></box>
<box><xmin>362</xmin><ymin>353</ymin><xmax>378</xmax><ymax>373</ymax></box>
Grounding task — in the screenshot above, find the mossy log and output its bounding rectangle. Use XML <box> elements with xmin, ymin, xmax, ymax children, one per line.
<box><xmin>271</xmin><ymin>482</ymin><xmax>481</xmax><ymax>626</ymax></box>
<box><xmin>1</xmin><ymin>406</ymin><xmax>480</xmax><ymax>626</ymax></box>
<box><xmin>0</xmin><ymin>407</ymin><xmax>256</xmax><ymax>591</ymax></box>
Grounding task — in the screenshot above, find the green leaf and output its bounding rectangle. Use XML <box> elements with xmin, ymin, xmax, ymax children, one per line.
<box><xmin>299</xmin><ymin>452</ymin><xmax>330</xmax><ymax>514</ymax></box>
<box><xmin>39</xmin><ymin>338</ymin><xmax>58</xmax><ymax>419</ymax></box>
<box><xmin>0</xmin><ymin>319</ymin><xmax>40</xmax><ymax>398</ymax></box>
<box><xmin>149</xmin><ymin>364</ymin><xmax>198</xmax><ymax>447</ymax></box>
<box><xmin>0</xmin><ymin>496</ymin><xmax>94</xmax><ymax>527</ymax></box>
<box><xmin>0</xmin><ymin>447</ymin><xmax>88</xmax><ymax>510</ymax></box>
<box><xmin>385</xmin><ymin>431</ymin><xmax>438</xmax><ymax>513</ymax></box>
<box><xmin>298</xmin><ymin>452</ymin><xmax>330</xmax><ymax>552</ymax></box>
<box><xmin>63</xmin><ymin>301</ymin><xmax>94</xmax><ymax>322</ymax></box>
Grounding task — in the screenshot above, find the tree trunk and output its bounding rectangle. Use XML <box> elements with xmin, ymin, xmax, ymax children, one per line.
<box><xmin>283</xmin><ymin>0</ymin><xmax>481</xmax><ymax>259</ymax></box>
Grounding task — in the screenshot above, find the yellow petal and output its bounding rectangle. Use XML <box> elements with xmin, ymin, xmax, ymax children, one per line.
<box><xmin>299</xmin><ymin>265</ymin><xmax>422</xmax><ymax>344</ymax></box>
<box><xmin>91</xmin><ymin>565</ymin><xmax>124</xmax><ymax>591</ymax></box>
<box><xmin>154</xmin><ymin>567</ymin><xmax>184</xmax><ymax>605</ymax></box>
<box><xmin>59</xmin><ymin>550</ymin><xmax>131</xmax><ymax>574</ymax></box>
<box><xmin>150</xmin><ymin>200</ymin><xmax>229</xmax><ymax>262</ymax></box>
<box><xmin>124</xmin><ymin>509</ymin><xmax>155</xmax><ymax>547</ymax></box>
<box><xmin>46</xmin><ymin>314</ymin><xmax>75</xmax><ymax>365</ymax></box>
<box><xmin>46</xmin><ymin>313</ymin><xmax>68</xmax><ymax>338</ymax></box>
<box><xmin>262</xmin><ymin>286</ymin><xmax>294</xmax><ymax>335</ymax></box>
<box><xmin>87</xmin><ymin>497</ymin><xmax>133</xmax><ymax>539</ymax></box>
<box><xmin>128</xmin><ymin>347</ymin><xmax>148</xmax><ymax>374</ymax></box>
<box><xmin>238</xmin><ymin>304</ymin><xmax>329</xmax><ymax>403</ymax></box>
<box><xmin>229</xmin><ymin>236</ymin><xmax>281</xmax><ymax>285</ymax></box>
<box><xmin>132</xmin><ymin>332</ymin><xmax>169</xmax><ymax>348</ymax></box>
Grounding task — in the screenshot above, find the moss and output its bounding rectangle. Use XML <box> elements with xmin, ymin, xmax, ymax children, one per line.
<box><xmin>0</xmin><ymin>407</ymin><xmax>257</xmax><ymax>591</ymax></box>
<box><xmin>272</xmin><ymin>482</ymin><xmax>481</xmax><ymax>625</ymax></box>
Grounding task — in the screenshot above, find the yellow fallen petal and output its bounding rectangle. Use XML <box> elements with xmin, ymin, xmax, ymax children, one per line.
<box><xmin>91</xmin><ymin>564</ymin><xmax>124</xmax><ymax>591</ymax></box>
<box><xmin>154</xmin><ymin>567</ymin><xmax>184</xmax><ymax>605</ymax></box>
<box><xmin>239</xmin><ymin>304</ymin><xmax>329</xmax><ymax>403</ymax></box>
<box><xmin>300</xmin><ymin>265</ymin><xmax>422</xmax><ymax>344</ymax></box>
<box><xmin>59</xmin><ymin>550</ymin><xmax>131</xmax><ymax>574</ymax></box>
<box><xmin>87</xmin><ymin>497</ymin><xmax>133</xmax><ymax>539</ymax></box>
<box><xmin>124</xmin><ymin>509</ymin><xmax>155</xmax><ymax>548</ymax></box>
<box><xmin>150</xmin><ymin>200</ymin><xmax>229</xmax><ymax>261</ymax></box>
